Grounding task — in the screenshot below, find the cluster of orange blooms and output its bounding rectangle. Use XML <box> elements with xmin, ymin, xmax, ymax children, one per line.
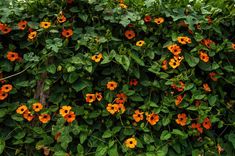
<box><xmin>15</xmin><ymin>103</ymin><xmax>77</xmax><ymax>123</ymax></box>
<box><xmin>169</xmin><ymin>80</ymin><xmax>213</xmax><ymax>134</ymax></box>
<box><xmin>59</xmin><ymin>106</ymin><xmax>76</xmax><ymax>123</ymax></box>
<box><xmin>16</xmin><ymin>103</ymin><xmax>51</xmax><ymax>123</ymax></box>
<box><xmin>0</xmin><ymin>12</ymin><xmax>73</xmax><ymax>42</ymax></box>
<box><xmin>0</xmin><ymin>84</ymin><xmax>13</xmax><ymax>101</ymax></box>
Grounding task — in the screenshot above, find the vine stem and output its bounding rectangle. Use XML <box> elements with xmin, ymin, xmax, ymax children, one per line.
<box><xmin>0</xmin><ymin>66</ymin><xmax>31</xmax><ymax>81</ymax></box>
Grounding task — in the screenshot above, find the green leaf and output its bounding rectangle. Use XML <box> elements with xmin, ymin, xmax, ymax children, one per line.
<box><xmin>208</xmin><ymin>95</ymin><xmax>217</xmax><ymax>106</ymax></box>
<box><xmin>129</xmin><ymin>51</ymin><xmax>145</xmax><ymax>66</ymax></box>
<box><xmin>77</xmin><ymin>144</ymin><xmax>84</xmax><ymax>155</ymax></box>
<box><xmin>67</xmin><ymin>72</ymin><xmax>80</xmax><ymax>83</ymax></box>
<box><xmin>143</xmin><ymin>133</ymin><xmax>155</xmax><ymax>144</ymax></box>
<box><xmin>0</xmin><ymin>137</ymin><xmax>5</xmax><ymax>155</ymax></box>
<box><xmin>54</xmin><ymin>151</ymin><xmax>67</xmax><ymax>156</ymax></box>
<box><xmin>73</xmin><ymin>80</ymin><xmax>89</xmax><ymax>92</ymax></box>
<box><xmin>108</xmin><ymin>144</ymin><xmax>118</xmax><ymax>156</ymax></box>
<box><xmin>115</xmin><ymin>55</ymin><xmax>130</xmax><ymax>71</ymax></box>
<box><xmin>184</xmin><ymin>53</ymin><xmax>199</xmax><ymax>67</ymax></box>
<box><xmin>0</xmin><ymin>109</ymin><xmax>7</xmax><ymax>118</ymax></box>
<box><xmin>160</xmin><ymin>130</ymin><xmax>172</xmax><ymax>140</ymax></box>
<box><xmin>102</xmin><ymin>130</ymin><xmax>113</xmax><ymax>139</ymax></box>
<box><xmin>228</xmin><ymin>133</ymin><xmax>235</xmax><ymax>149</ymax></box>
<box><xmin>95</xmin><ymin>144</ymin><xmax>108</xmax><ymax>156</ymax></box>
<box><xmin>172</xmin><ymin>129</ymin><xmax>188</xmax><ymax>138</ymax></box>
<box><xmin>47</xmin><ymin>64</ymin><xmax>56</xmax><ymax>74</ymax></box>
<box><xmin>80</xmin><ymin>133</ymin><xmax>88</xmax><ymax>144</ymax></box>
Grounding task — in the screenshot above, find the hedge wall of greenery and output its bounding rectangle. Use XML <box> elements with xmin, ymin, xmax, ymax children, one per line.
<box><xmin>0</xmin><ymin>0</ymin><xmax>235</xmax><ymax>155</ymax></box>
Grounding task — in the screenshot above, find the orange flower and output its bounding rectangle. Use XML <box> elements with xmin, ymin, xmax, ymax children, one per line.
<box><xmin>0</xmin><ymin>91</ymin><xmax>8</xmax><ymax>100</ymax></box>
<box><xmin>125</xmin><ymin>137</ymin><xmax>137</xmax><ymax>149</ymax></box>
<box><xmin>117</xmin><ymin>103</ymin><xmax>126</xmax><ymax>113</ymax></box>
<box><xmin>64</xmin><ymin>111</ymin><xmax>76</xmax><ymax>123</ymax></box>
<box><xmin>167</xmin><ymin>44</ymin><xmax>182</xmax><ymax>55</ymax></box>
<box><xmin>133</xmin><ymin>110</ymin><xmax>144</xmax><ymax>122</ymax></box>
<box><xmin>0</xmin><ymin>25</ymin><xmax>12</xmax><ymax>34</ymax></box>
<box><xmin>129</xmin><ymin>79</ymin><xmax>138</xmax><ymax>86</ymax></box>
<box><xmin>23</xmin><ymin>110</ymin><xmax>34</xmax><ymax>122</ymax></box>
<box><xmin>107</xmin><ymin>81</ymin><xmax>118</xmax><ymax>90</ymax></box>
<box><xmin>195</xmin><ymin>100</ymin><xmax>201</xmax><ymax>107</ymax></box>
<box><xmin>202</xmin><ymin>117</ymin><xmax>211</xmax><ymax>129</ymax></box>
<box><xmin>217</xmin><ymin>144</ymin><xmax>224</xmax><ymax>155</ymax></box>
<box><xmin>162</xmin><ymin>60</ymin><xmax>168</xmax><ymax>70</ymax></box>
<box><xmin>7</xmin><ymin>52</ymin><xmax>19</xmax><ymax>62</ymax></box>
<box><xmin>175</xmin><ymin>113</ymin><xmax>187</xmax><ymax>126</ymax></box>
<box><xmin>16</xmin><ymin>105</ymin><xmax>28</xmax><ymax>114</ymax></box>
<box><xmin>209</xmin><ymin>72</ymin><xmax>218</xmax><ymax>81</ymax></box>
<box><xmin>232</xmin><ymin>43</ymin><xmax>235</xmax><ymax>50</ymax></box>
<box><xmin>203</xmin><ymin>83</ymin><xmax>211</xmax><ymax>92</ymax></box>
<box><xmin>62</xmin><ymin>28</ymin><xmax>73</xmax><ymax>38</ymax></box>
<box><xmin>86</xmin><ymin>93</ymin><xmax>96</xmax><ymax>103</ymax></box>
<box><xmin>169</xmin><ymin>58</ymin><xmax>180</xmax><ymax>69</ymax></box>
<box><xmin>144</xmin><ymin>15</ymin><xmax>152</xmax><ymax>23</ymax></box>
<box><xmin>154</xmin><ymin>17</ymin><xmax>164</xmax><ymax>24</ymax></box>
<box><xmin>59</xmin><ymin>106</ymin><xmax>72</xmax><ymax>117</ymax></box>
<box><xmin>199</xmin><ymin>51</ymin><xmax>209</xmax><ymax>62</ymax></box>
<box><xmin>124</xmin><ymin>30</ymin><xmax>135</xmax><ymax>39</ymax></box>
<box><xmin>1</xmin><ymin>84</ymin><xmax>12</xmax><ymax>92</ymax></box>
<box><xmin>206</xmin><ymin>16</ymin><xmax>212</xmax><ymax>24</ymax></box>
<box><xmin>146</xmin><ymin>113</ymin><xmax>159</xmax><ymax>125</ymax></box>
<box><xmin>171</xmin><ymin>81</ymin><xmax>185</xmax><ymax>92</ymax></box>
<box><xmin>39</xmin><ymin>114</ymin><xmax>51</xmax><ymax>123</ymax></box>
<box><xmin>115</xmin><ymin>93</ymin><xmax>127</xmax><ymax>104</ymax></box>
<box><xmin>91</xmin><ymin>53</ymin><xmax>103</xmax><ymax>62</ymax></box>
<box><xmin>106</xmin><ymin>103</ymin><xmax>118</xmax><ymax>115</ymax></box>
<box><xmin>174</xmin><ymin>55</ymin><xmax>184</xmax><ymax>63</ymax></box>
<box><xmin>57</xmin><ymin>15</ymin><xmax>66</xmax><ymax>23</ymax></box>
<box><xmin>40</xmin><ymin>22</ymin><xmax>51</xmax><ymax>29</ymax></box>
<box><xmin>136</xmin><ymin>40</ymin><xmax>145</xmax><ymax>47</ymax></box>
<box><xmin>177</xmin><ymin>36</ymin><xmax>191</xmax><ymax>44</ymax></box>
<box><xmin>18</xmin><ymin>20</ymin><xmax>27</xmax><ymax>30</ymax></box>
<box><xmin>28</xmin><ymin>31</ymin><xmax>37</xmax><ymax>40</ymax></box>
<box><xmin>175</xmin><ymin>94</ymin><xmax>184</xmax><ymax>106</ymax></box>
<box><xmin>32</xmin><ymin>103</ymin><xmax>43</xmax><ymax>112</ymax></box>
<box><xmin>191</xmin><ymin>123</ymin><xmax>203</xmax><ymax>133</ymax></box>
<box><xmin>96</xmin><ymin>92</ymin><xmax>102</xmax><ymax>101</ymax></box>
<box><xmin>201</xmin><ymin>39</ymin><xmax>214</xmax><ymax>49</ymax></box>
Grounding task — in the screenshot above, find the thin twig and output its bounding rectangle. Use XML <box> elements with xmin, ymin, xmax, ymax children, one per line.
<box><xmin>0</xmin><ymin>66</ymin><xmax>31</xmax><ymax>81</ymax></box>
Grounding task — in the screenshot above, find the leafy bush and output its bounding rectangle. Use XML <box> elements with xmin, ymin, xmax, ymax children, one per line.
<box><xmin>0</xmin><ymin>0</ymin><xmax>235</xmax><ymax>155</ymax></box>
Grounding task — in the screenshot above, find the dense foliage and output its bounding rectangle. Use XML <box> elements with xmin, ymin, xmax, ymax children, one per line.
<box><xmin>0</xmin><ymin>0</ymin><xmax>235</xmax><ymax>155</ymax></box>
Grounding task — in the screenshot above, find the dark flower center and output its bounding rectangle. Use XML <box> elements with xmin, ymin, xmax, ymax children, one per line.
<box><xmin>36</xmin><ymin>106</ymin><xmax>39</xmax><ymax>108</ymax></box>
<box><xmin>150</xmin><ymin>116</ymin><xmax>154</xmax><ymax>120</ymax></box>
<box><xmin>66</xmin><ymin>32</ymin><xmax>70</xmax><ymax>35</ymax></box>
<box><xmin>111</xmin><ymin>106</ymin><xmax>114</xmax><ymax>110</ymax></box>
<box><xmin>129</xmin><ymin>141</ymin><xmax>133</xmax><ymax>144</ymax></box>
<box><xmin>137</xmin><ymin>114</ymin><xmax>141</xmax><ymax>117</ymax></box>
<box><xmin>68</xmin><ymin>115</ymin><xmax>72</xmax><ymax>118</ymax></box>
<box><xmin>21</xmin><ymin>108</ymin><xmax>24</xmax><ymax>111</ymax></box>
<box><xmin>43</xmin><ymin>115</ymin><xmax>47</xmax><ymax>118</ymax></box>
<box><xmin>11</xmin><ymin>54</ymin><xmax>15</xmax><ymax>57</ymax></box>
<box><xmin>65</xmin><ymin>110</ymin><xmax>68</xmax><ymax>113</ymax></box>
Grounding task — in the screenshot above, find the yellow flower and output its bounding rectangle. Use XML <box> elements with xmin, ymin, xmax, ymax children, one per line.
<box><xmin>169</xmin><ymin>58</ymin><xmax>180</xmax><ymax>69</ymax></box>
<box><xmin>136</xmin><ymin>40</ymin><xmax>145</xmax><ymax>47</ymax></box>
<box><xmin>119</xmin><ymin>3</ymin><xmax>127</xmax><ymax>9</ymax></box>
<box><xmin>91</xmin><ymin>53</ymin><xmax>103</xmax><ymax>63</ymax></box>
<box><xmin>125</xmin><ymin>137</ymin><xmax>137</xmax><ymax>148</ymax></box>
<box><xmin>154</xmin><ymin>17</ymin><xmax>164</xmax><ymax>24</ymax></box>
<box><xmin>28</xmin><ymin>31</ymin><xmax>37</xmax><ymax>40</ymax></box>
<box><xmin>16</xmin><ymin>105</ymin><xmax>28</xmax><ymax>114</ymax></box>
<box><xmin>40</xmin><ymin>22</ymin><xmax>51</xmax><ymax>29</ymax></box>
